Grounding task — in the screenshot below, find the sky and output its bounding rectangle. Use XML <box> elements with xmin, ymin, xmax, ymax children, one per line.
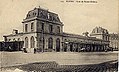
<box><xmin>0</xmin><ymin>0</ymin><xmax>118</xmax><ymax>41</ymax></box>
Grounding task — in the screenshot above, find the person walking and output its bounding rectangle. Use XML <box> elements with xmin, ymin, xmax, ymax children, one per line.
<box><xmin>34</xmin><ymin>48</ymin><xmax>36</xmax><ymax>54</ymax></box>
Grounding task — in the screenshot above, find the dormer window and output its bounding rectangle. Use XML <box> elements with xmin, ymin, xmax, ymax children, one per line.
<box><xmin>56</xmin><ymin>17</ymin><xmax>60</xmax><ymax>21</ymax></box>
<box><xmin>27</xmin><ymin>14</ymin><xmax>30</xmax><ymax>17</ymax></box>
<box><xmin>33</xmin><ymin>12</ymin><xmax>36</xmax><ymax>16</ymax></box>
<box><xmin>33</xmin><ymin>13</ymin><xmax>34</xmax><ymax>15</ymax></box>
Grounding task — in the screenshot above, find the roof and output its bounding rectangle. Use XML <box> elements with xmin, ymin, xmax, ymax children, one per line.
<box><xmin>91</xmin><ymin>27</ymin><xmax>109</xmax><ymax>34</ymax></box>
<box><xmin>23</xmin><ymin>7</ymin><xmax>62</xmax><ymax>24</ymax></box>
<box><xmin>3</xmin><ymin>33</ymin><xmax>24</xmax><ymax>37</ymax></box>
<box><xmin>109</xmin><ymin>33</ymin><xmax>119</xmax><ymax>38</ymax></box>
<box><xmin>63</xmin><ymin>32</ymin><xmax>107</xmax><ymax>41</ymax></box>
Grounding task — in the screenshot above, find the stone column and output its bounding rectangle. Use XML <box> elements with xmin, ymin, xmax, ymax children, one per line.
<box><xmin>76</xmin><ymin>43</ymin><xmax>78</xmax><ymax>52</ymax></box>
<box><xmin>67</xmin><ymin>43</ymin><xmax>70</xmax><ymax>52</ymax></box>
<box><xmin>101</xmin><ymin>45</ymin><xmax>103</xmax><ymax>51</ymax></box>
<box><xmin>63</xmin><ymin>43</ymin><xmax>67</xmax><ymax>52</ymax></box>
<box><xmin>98</xmin><ymin>45</ymin><xmax>100</xmax><ymax>51</ymax></box>
<box><xmin>72</xmin><ymin>43</ymin><xmax>74</xmax><ymax>52</ymax></box>
<box><xmin>89</xmin><ymin>45</ymin><xmax>91</xmax><ymax>52</ymax></box>
<box><xmin>78</xmin><ymin>43</ymin><xmax>81</xmax><ymax>52</ymax></box>
<box><xmin>60</xmin><ymin>42</ymin><xmax>63</xmax><ymax>52</ymax></box>
<box><xmin>91</xmin><ymin>45</ymin><xmax>93</xmax><ymax>52</ymax></box>
<box><xmin>88</xmin><ymin>45</ymin><xmax>91</xmax><ymax>52</ymax></box>
<box><xmin>94</xmin><ymin>45</ymin><xmax>97</xmax><ymax>51</ymax></box>
<box><xmin>103</xmin><ymin>45</ymin><xmax>106</xmax><ymax>51</ymax></box>
<box><xmin>97</xmin><ymin>45</ymin><xmax>100</xmax><ymax>51</ymax></box>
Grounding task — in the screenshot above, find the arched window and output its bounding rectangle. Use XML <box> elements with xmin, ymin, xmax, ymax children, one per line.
<box><xmin>31</xmin><ymin>22</ymin><xmax>34</xmax><ymax>32</ymax></box>
<box><xmin>56</xmin><ymin>38</ymin><xmax>60</xmax><ymax>52</ymax></box>
<box><xmin>25</xmin><ymin>37</ymin><xmax>28</xmax><ymax>48</ymax></box>
<box><xmin>30</xmin><ymin>36</ymin><xmax>35</xmax><ymax>48</ymax></box>
<box><xmin>48</xmin><ymin>37</ymin><xmax>53</xmax><ymax>49</ymax></box>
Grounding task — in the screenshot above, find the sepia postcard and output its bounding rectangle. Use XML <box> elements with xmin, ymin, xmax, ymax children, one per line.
<box><xmin>0</xmin><ymin>0</ymin><xmax>119</xmax><ymax>72</ymax></box>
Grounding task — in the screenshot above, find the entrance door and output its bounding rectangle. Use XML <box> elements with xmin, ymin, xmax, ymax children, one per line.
<box><xmin>56</xmin><ymin>38</ymin><xmax>60</xmax><ymax>52</ymax></box>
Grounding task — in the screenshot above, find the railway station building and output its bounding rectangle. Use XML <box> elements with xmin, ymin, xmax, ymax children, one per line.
<box><xmin>3</xmin><ymin>7</ymin><xmax>115</xmax><ymax>52</ymax></box>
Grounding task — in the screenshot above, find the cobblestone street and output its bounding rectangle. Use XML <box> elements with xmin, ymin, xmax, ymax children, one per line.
<box><xmin>0</xmin><ymin>51</ymin><xmax>118</xmax><ymax>72</ymax></box>
<box><xmin>1</xmin><ymin>60</ymin><xmax>118</xmax><ymax>72</ymax></box>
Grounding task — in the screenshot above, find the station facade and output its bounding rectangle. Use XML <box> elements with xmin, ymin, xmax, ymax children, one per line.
<box><xmin>3</xmin><ymin>7</ymin><xmax>113</xmax><ymax>52</ymax></box>
<box><xmin>109</xmin><ymin>33</ymin><xmax>119</xmax><ymax>51</ymax></box>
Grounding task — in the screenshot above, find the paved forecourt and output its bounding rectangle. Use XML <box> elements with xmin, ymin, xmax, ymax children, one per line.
<box><xmin>0</xmin><ymin>51</ymin><xmax>118</xmax><ymax>67</ymax></box>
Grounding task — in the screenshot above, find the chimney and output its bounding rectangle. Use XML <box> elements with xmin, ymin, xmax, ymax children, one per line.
<box><xmin>3</xmin><ymin>36</ymin><xmax>7</xmax><ymax>42</ymax></box>
<box><xmin>12</xmin><ymin>29</ymin><xmax>18</xmax><ymax>35</ymax></box>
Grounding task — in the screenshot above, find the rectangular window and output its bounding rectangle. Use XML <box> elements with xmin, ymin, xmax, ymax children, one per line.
<box><xmin>31</xmin><ymin>22</ymin><xmax>34</xmax><ymax>32</ymax></box>
<box><xmin>57</xmin><ymin>26</ymin><xmax>60</xmax><ymax>34</ymax></box>
<box><xmin>41</xmin><ymin>23</ymin><xmax>44</xmax><ymax>32</ymax></box>
<box><xmin>25</xmin><ymin>24</ymin><xmax>28</xmax><ymax>32</ymax></box>
<box><xmin>49</xmin><ymin>25</ymin><xmax>53</xmax><ymax>33</ymax></box>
